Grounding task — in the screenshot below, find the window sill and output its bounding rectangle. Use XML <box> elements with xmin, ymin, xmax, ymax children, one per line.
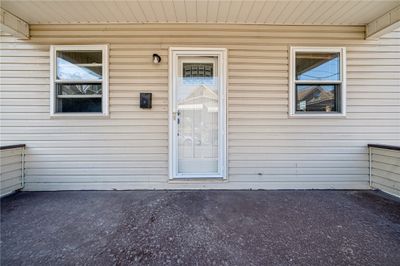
<box><xmin>289</xmin><ymin>113</ymin><xmax>346</xmax><ymax>119</ymax></box>
<box><xmin>50</xmin><ymin>113</ymin><xmax>109</xmax><ymax>119</ymax></box>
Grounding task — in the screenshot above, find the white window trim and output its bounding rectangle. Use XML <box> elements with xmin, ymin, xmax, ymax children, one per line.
<box><xmin>50</xmin><ymin>44</ymin><xmax>109</xmax><ymax>118</ymax></box>
<box><xmin>289</xmin><ymin>46</ymin><xmax>346</xmax><ymax>118</ymax></box>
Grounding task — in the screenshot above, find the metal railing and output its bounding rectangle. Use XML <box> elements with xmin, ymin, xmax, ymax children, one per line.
<box><xmin>0</xmin><ymin>144</ymin><xmax>26</xmax><ymax>197</ymax></box>
<box><xmin>368</xmin><ymin>144</ymin><xmax>400</xmax><ymax>197</ymax></box>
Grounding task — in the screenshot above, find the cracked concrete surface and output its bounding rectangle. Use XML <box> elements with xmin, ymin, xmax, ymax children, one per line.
<box><xmin>1</xmin><ymin>190</ymin><xmax>400</xmax><ymax>265</ymax></box>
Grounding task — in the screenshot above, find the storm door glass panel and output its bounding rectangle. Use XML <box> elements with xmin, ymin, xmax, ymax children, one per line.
<box><xmin>176</xmin><ymin>57</ymin><xmax>219</xmax><ymax>174</ymax></box>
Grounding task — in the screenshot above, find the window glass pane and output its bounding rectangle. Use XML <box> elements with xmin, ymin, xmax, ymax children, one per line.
<box><xmin>57</xmin><ymin>51</ymin><xmax>102</xmax><ymax>80</ymax></box>
<box><xmin>183</xmin><ymin>63</ymin><xmax>213</xmax><ymax>78</ymax></box>
<box><xmin>296</xmin><ymin>52</ymin><xmax>340</xmax><ymax>80</ymax></box>
<box><xmin>57</xmin><ymin>98</ymin><xmax>102</xmax><ymax>113</ymax></box>
<box><xmin>57</xmin><ymin>84</ymin><xmax>102</xmax><ymax>95</ymax></box>
<box><xmin>296</xmin><ymin>85</ymin><xmax>340</xmax><ymax>112</ymax></box>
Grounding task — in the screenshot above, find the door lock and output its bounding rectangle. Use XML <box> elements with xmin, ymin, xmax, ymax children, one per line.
<box><xmin>173</xmin><ymin>111</ymin><xmax>181</xmax><ymax>120</ymax></box>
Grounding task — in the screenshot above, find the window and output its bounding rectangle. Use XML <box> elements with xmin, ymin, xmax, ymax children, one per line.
<box><xmin>289</xmin><ymin>47</ymin><xmax>346</xmax><ymax>117</ymax></box>
<box><xmin>50</xmin><ymin>45</ymin><xmax>109</xmax><ymax>116</ymax></box>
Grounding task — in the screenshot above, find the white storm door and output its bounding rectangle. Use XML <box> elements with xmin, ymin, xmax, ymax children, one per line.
<box><xmin>169</xmin><ymin>48</ymin><xmax>227</xmax><ymax>179</ymax></box>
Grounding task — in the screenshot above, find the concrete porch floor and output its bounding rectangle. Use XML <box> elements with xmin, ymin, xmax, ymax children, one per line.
<box><xmin>1</xmin><ymin>190</ymin><xmax>400</xmax><ymax>265</ymax></box>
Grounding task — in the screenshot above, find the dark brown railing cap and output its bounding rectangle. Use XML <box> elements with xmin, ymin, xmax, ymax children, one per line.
<box><xmin>0</xmin><ymin>144</ymin><xmax>26</xmax><ymax>150</ymax></box>
<box><xmin>368</xmin><ymin>144</ymin><xmax>400</xmax><ymax>151</ymax></box>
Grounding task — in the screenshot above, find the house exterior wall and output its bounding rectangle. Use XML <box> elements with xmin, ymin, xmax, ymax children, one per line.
<box><xmin>1</xmin><ymin>24</ymin><xmax>399</xmax><ymax>190</ymax></box>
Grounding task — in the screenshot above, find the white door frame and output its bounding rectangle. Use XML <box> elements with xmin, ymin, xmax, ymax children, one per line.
<box><xmin>168</xmin><ymin>47</ymin><xmax>227</xmax><ymax>179</ymax></box>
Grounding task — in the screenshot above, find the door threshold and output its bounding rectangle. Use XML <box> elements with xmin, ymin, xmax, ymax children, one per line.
<box><xmin>168</xmin><ymin>177</ymin><xmax>227</xmax><ymax>183</ymax></box>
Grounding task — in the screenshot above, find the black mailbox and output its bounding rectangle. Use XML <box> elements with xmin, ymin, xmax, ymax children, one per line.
<box><xmin>140</xmin><ymin>93</ymin><xmax>152</xmax><ymax>109</ymax></box>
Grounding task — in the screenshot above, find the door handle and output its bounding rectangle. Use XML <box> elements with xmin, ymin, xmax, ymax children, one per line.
<box><xmin>173</xmin><ymin>111</ymin><xmax>181</xmax><ymax>121</ymax></box>
<box><xmin>173</xmin><ymin>111</ymin><xmax>181</xmax><ymax>135</ymax></box>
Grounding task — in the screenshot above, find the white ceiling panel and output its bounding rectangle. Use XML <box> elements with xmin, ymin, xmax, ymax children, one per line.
<box><xmin>185</xmin><ymin>0</ymin><xmax>197</xmax><ymax>22</ymax></box>
<box><xmin>161</xmin><ymin>1</ymin><xmax>177</xmax><ymax>22</ymax></box>
<box><xmin>196</xmin><ymin>0</ymin><xmax>209</xmax><ymax>22</ymax></box>
<box><xmin>173</xmin><ymin>0</ymin><xmax>187</xmax><ymax>22</ymax></box>
<box><xmin>206</xmin><ymin>0</ymin><xmax>220</xmax><ymax>22</ymax></box>
<box><xmin>1</xmin><ymin>0</ymin><xmax>399</xmax><ymax>26</ymax></box>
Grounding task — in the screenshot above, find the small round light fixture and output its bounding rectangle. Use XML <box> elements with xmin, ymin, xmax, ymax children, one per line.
<box><xmin>153</xmin><ymin>54</ymin><xmax>161</xmax><ymax>64</ymax></box>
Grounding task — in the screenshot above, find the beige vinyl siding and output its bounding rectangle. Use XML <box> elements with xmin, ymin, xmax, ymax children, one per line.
<box><xmin>1</xmin><ymin>24</ymin><xmax>399</xmax><ymax>190</ymax></box>
<box><xmin>0</xmin><ymin>147</ymin><xmax>24</xmax><ymax>196</ymax></box>
<box><xmin>370</xmin><ymin>147</ymin><xmax>400</xmax><ymax>197</ymax></box>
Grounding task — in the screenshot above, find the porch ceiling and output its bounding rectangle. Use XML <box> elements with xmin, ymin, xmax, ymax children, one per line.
<box><xmin>1</xmin><ymin>0</ymin><xmax>399</xmax><ymax>26</ymax></box>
